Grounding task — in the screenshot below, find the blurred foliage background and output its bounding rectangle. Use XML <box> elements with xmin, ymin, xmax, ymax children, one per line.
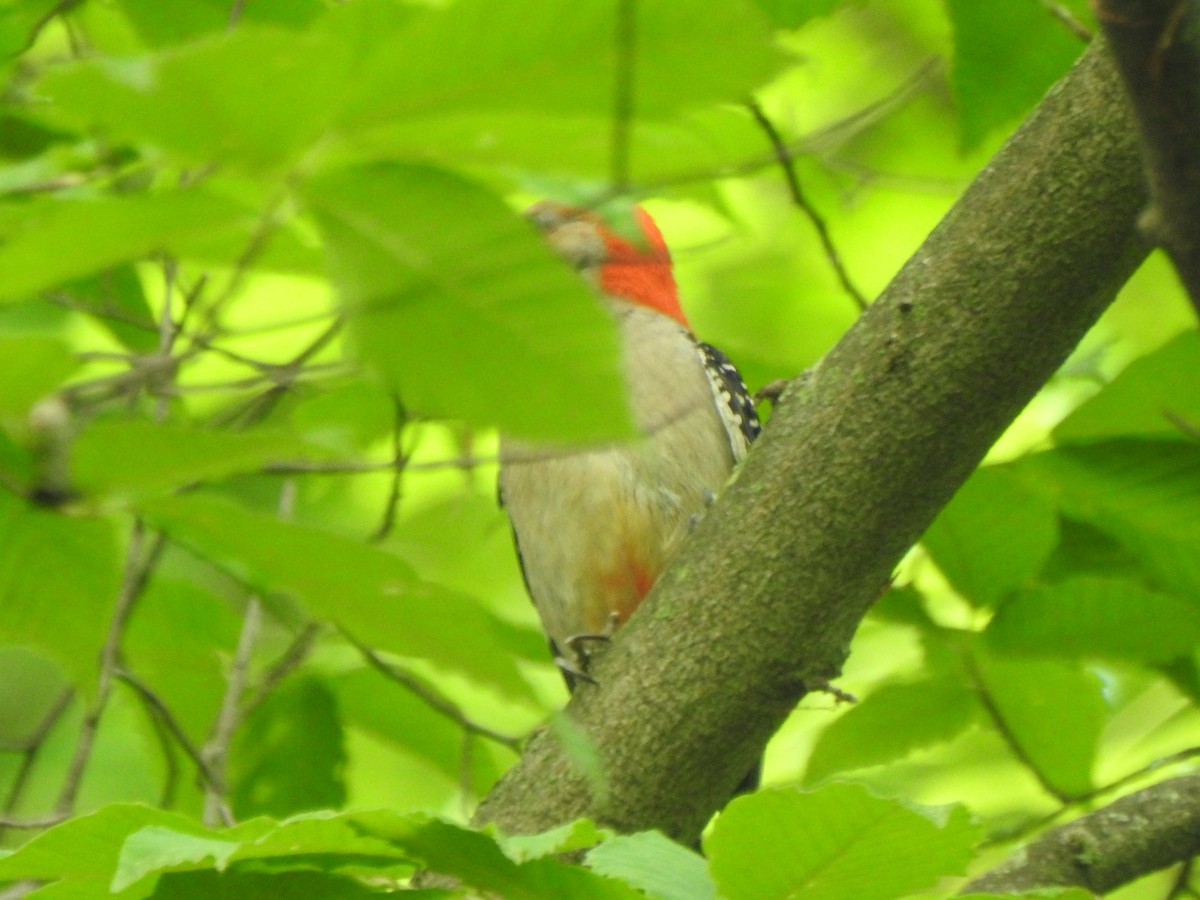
<box><xmin>0</xmin><ymin>0</ymin><xmax>1197</xmax><ymax>896</ymax></box>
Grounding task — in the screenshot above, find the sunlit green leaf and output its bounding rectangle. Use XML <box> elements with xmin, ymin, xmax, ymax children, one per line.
<box><xmin>707</xmin><ymin>784</ymin><xmax>979</xmax><ymax>900</ymax></box>
<box><xmin>0</xmin><ymin>803</ymin><xmax>222</xmax><ymax>883</ymax></box>
<box><xmin>805</xmin><ymin>674</ymin><xmax>979</xmax><ymax>783</ymax></box>
<box><xmin>587</xmin><ymin>831</ymin><xmax>714</xmax><ymax>900</ymax></box>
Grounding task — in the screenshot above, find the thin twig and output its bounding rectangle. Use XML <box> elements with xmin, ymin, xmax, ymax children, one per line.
<box><xmin>984</xmin><ymin>743</ymin><xmax>1200</xmax><ymax>847</ymax></box>
<box><xmin>199</xmin><ymin>480</ymin><xmax>297</xmax><ymax>827</ymax></box>
<box><xmin>592</xmin><ymin>59</ymin><xmax>940</xmax><ymax>207</ymax></box>
<box><xmin>201</xmin><ymin>595</ymin><xmax>259</xmax><ymax>827</ymax></box>
<box><xmin>227</xmin><ymin>0</ymin><xmax>246</xmax><ymax>28</ymax></box>
<box><xmin>746</xmin><ymin>99</ymin><xmax>869</xmax><ymax>311</ymax></box>
<box><xmin>117</xmin><ymin>669</ymin><xmax>225</xmax><ymax>797</ymax></box>
<box><xmin>371</xmin><ymin>398</ymin><xmax>408</xmax><ymax>541</ymax></box>
<box><xmin>212</xmin><ymin>318</ymin><xmax>344</xmax><ymax>429</ymax></box>
<box><xmin>0</xmin><ymin>813</ymin><xmax>68</xmax><ymax>830</ymax></box>
<box><xmin>55</xmin><ymin>524</ymin><xmax>166</xmax><ymax>815</ymax></box>
<box><xmin>1038</xmin><ymin>0</ymin><xmax>1093</xmax><ymax>40</ymax></box>
<box><xmin>346</xmin><ymin>632</ymin><xmax>523</xmax><ymax>753</ymax></box>
<box><xmin>240</xmin><ymin>622</ymin><xmax>324</xmax><ymax>719</ymax></box>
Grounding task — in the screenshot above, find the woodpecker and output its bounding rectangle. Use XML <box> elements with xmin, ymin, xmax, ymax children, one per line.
<box><xmin>499</xmin><ymin>201</ymin><xmax>761</xmax><ymax>687</ymax></box>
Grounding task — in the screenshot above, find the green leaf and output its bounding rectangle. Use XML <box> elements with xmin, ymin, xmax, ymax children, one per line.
<box><xmin>332</xmin><ymin>666</ymin><xmax>510</xmax><ymax>794</ymax></box>
<box><xmin>143</xmin><ymin>870</ymin><xmax>391</xmax><ymax>899</ymax></box>
<box><xmin>587</xmin><ymin>831</ymin><xmax>715</xmax><ymax>900</ymax></box>
<box><xmin>0</xmin><ymin>334</ymin><xmax>78</xmax><ymax>418</ymax></box>
<box><xmin>122</xmin><ymin>576</ymin><xmax>241</xmax><ymax>737</ymax></box>
<box><xmin>0</xmin><ymin>803</ymin><xmax>216</xmax><ymax>883</ymax></box>
<box><xmin>969</xmin><ymin>648</ymin><xmax>1104</xmax><ymax>799</ymax></box>
<box><xmin>349</xmin><ymin>107</ymin><xmax>766</xmax><ymax>186</ymax></box>
<box><xmin>749</xmin><ymin>0</ymin><xmax>841</xmax><ymax>29</ymax></box>
<box><xmin>500</xmin><ymin>819</ymin><xmax>609</xmax><ymax>863</ymax></box>
<box><xmin>352</xmin><ymin>811</ymin><xmax>641</xmax><ymax>899</ymax></box>
<box><xmin>0</xmin><ymin>493</ymin><xmax>122</xmax><ymax>690</ymax></box>
<box><xmin>39</xmin><ymin>27</ymin><xmax>353</xmax><ymax>172</ymax></box>
<box><xmin>57</xmin><ymin>264</ymin><xmax>159</xmax><ymax>353</ymax></box>
<box><xmin>339</xmin><ymin>0</ymin><xmax>785</xmax><ymax>127</ymax></box>
<box><xmin>706</xmin><ymin>784</ymin><xmax>979</xmax><ymax>900</ymax></box>
<box><xmin>0</xmin><ymin>646</ymin><xmax>69</xmax><ymax>747</ymax></box>
<box><xmin>923</xmin><ymin>464</ymin><xmax>1059</xmax><ymax>606</ymax></box>
<box><xmin>1055</xmin><ymin>331</ymin><xmax>1200</xmax><ymax>443</ymax></box>
<box><xmin>0</xmin><ymin>190</ymin><xmax>251</xmax><ymax>303</ymax></box>
<box><xmin>945</xmin><ymin>0</ymin><xmax>1083</xmax><ymax>149</ymax></box>
<box><xmin>115</xmin><ymin>0</ymin><xmax>326</xmax><ymax>47</ymax></box>
<box><xmin>804</xmin><ymin>673</ymin><xmax>979</xmax><ymax>783</ymax></box>
<box><xmin>71</xmin><ymin>420</ymin><xmax>313</xmax><ymax>501</ymax></box>
<box><xmin>987</xmin><ymin>577</ymin><xmax>1200</xmax><ymax>665</ymax></box>
<box><xmin>230</xmin><ymin>677</ymin><xmax>347</xmax><ymax>820</ymax></box>
<box><xmin>113</xmin><ymin>827</ymin><xmax>239</xmax><ymax>892</ymax></box>
<box><xmin>304</xmin><ymin>162</ymin><xmax>633</xmax><ymax>443</ymax></box>
<box><xmin>140</xmin><ymin>491</ymin><xmax>533</xmax><ymax>699</ymax></box>
<box><xmin>1014</xmin><ymin>439</ymin><xmax>1200</xmax><ymax>599</ymax></box>
<box><xmin>110</xmin><ymin>813</ymin><xmax>403</xmax><ymax>893</ymax></box>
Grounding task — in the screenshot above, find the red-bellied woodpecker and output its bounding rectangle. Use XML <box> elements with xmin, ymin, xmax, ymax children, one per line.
<box><xmin>500</xmin><ymin>201</ymin><xmax>761</xmax><ymax>688</ymax></box>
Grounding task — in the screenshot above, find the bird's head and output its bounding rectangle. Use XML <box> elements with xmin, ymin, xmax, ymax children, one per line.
<box><xmin>526</xmin><ymin>200</ymin><xmax>688</xmax><ymax>329</ymax></box>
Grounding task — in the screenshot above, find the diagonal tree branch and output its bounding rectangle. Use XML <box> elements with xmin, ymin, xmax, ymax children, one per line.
<box><xmin>1097</xmin><ymin>0</ymin><xmax>1200</xmax><ymax>317</ymax></box>
<box><xmin>965</xmin><ymin>773</ymin><xmax>1200</xmax><ymax>894</ymax></box>
<box><xmin>474</xmin><ymin>37</ymin><xmax>1147</xmax><ymax>846</ymax></box>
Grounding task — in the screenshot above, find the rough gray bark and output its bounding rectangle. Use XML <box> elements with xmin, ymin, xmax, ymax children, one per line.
<box><xmin>475</xmin><ymin>39</ymin><xmax>1147</xmax><ymax>846</ymax></box>
<box><xmin>1099</xmin><ymin>0</ymin><xmax>1200</xmax><ymax>318</ymax></box>
<box><xmin>965</xmin><ymin>774</ymin><xmax>1200</xmax><ymax>894</ymax></box>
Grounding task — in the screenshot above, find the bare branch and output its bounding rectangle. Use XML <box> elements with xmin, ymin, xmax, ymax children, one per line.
<box><xmin>746</xmin><ymin>99</ymin><xmax>870</xmax><ymax>311</ymax></box>
<box><xmin>1097</xmin><ymin>0</ymin><xmax>1200</xmax><ymax>318</ymax></box>
<box><xmin>117</xmin><ymin>669</ymin><xmax>224</xmax><ymax>796</ymax></box>
<box><xmin>55</xmin><ymin>524</ymin><xmax>165</xmax><ymax>815</ymax></box>
<box><xmin>347</xmin><ymin>632</ymin><xmax>523</xmax><ymax>754</ymax></box>
<box><xmin>1039</xmin><ymin>0</ymin><xmax>1094</xmax><ymax>40</ymax></box>
<box><xmin>965</xmin><ymin>774</ymin><xmax>1200</xmax><ymax>894</ymax></box>
<box><xmin>371</xmin><ymin>398</ymin><xmax>408</xmax><ymax>542</ymax></box>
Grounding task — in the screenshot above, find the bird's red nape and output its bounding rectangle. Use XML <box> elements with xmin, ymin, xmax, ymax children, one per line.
<box><xmin>597</xmin><ymin>208</ymin><xmax>690</xmax><ymax>330</ymax></box>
